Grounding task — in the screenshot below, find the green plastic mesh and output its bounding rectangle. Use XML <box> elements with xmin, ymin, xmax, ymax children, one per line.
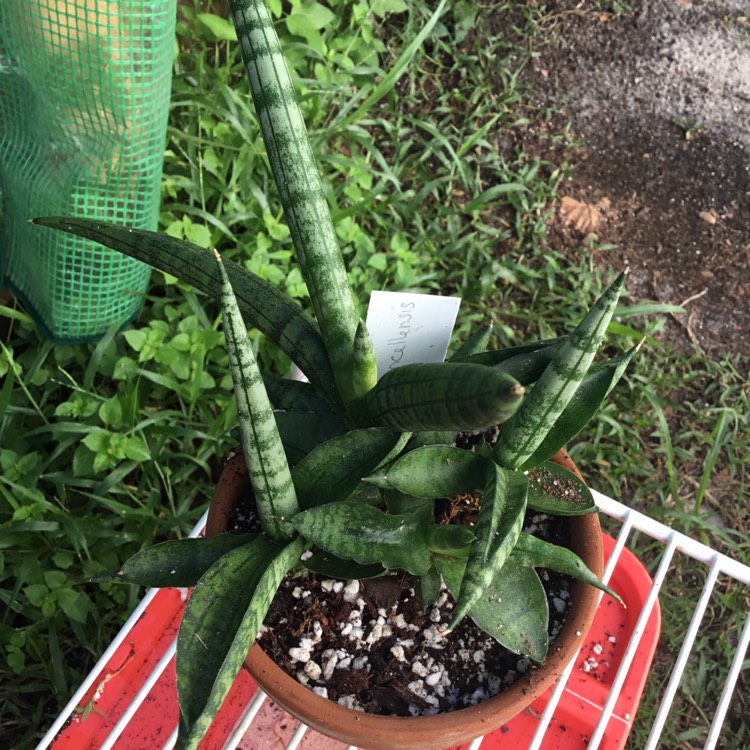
<box><xmin>0</xmin><ymin>1</ymin><xmax>175</xmax><ymax>342</ymax></box>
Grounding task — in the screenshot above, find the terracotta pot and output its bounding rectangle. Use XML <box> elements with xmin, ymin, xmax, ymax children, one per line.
<box><xmin>206</xmin><ymin>450</ymin><xmax>603</xmax><ymax>750</ymax></box>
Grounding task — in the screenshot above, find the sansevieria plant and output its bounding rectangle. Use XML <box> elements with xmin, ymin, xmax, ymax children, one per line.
<box><xmin>33</xmin><ymin>1</ymin><xmax>636</xmax><ymax>747</ymax></box>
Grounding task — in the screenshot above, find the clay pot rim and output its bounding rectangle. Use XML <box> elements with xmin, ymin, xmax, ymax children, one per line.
<box><xmin>206</xmin><ymin>449</ymin><xmax>602</xmax><ymax>749</ymax></box>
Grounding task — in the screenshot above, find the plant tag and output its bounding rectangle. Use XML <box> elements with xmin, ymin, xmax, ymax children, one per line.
<box><xmin>366</xmin><ymin>291</ymin><xmax>461</xmax><ymax>378</ymax></box>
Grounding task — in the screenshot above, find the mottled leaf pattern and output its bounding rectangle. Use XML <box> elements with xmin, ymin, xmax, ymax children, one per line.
<box><xmin>292</xmin><ymin>428</ymin><xmax>402</xmax><ymax>509</ymax></box>
<box><xmin>436</xmin><ymin>555</ymin><xmax>548</xmax><ymax>663</ymax></box>
<box><xmin>177</xmin><ymin>537</ymin><xmax>308</xmax><ymax>749</ymax></box>
<box><xmin>291</xmin><ymin>501</ymin><xmax>432</xmax><ymax>575</ymax></box>
<box><xmin>361</xmin><ymin>362</ymin><xmax>524</xmax><ymax>431</ymax></box>
<box><xmin>512</xmin><ymin>533</ymin><xmax>621</xmax><ymax>602</ymax></box>
<box><xmin>30</xmin><ymin>216</ymin><xmax>339</xmax><ymax>411</ymax></box>
<box><xmin>526</xmin><ymin>461</ymin><xmax>597</xmax><ymax>515</ymax></box>
<box><xmin>494</xmin><ymin>272</ymin><xmax>627</xmax><ymax>470</ymax></box>
<box><xmin>109</xmin><ymin>534</ymin><xmax>259</xmax><ymax>587</ymax></box>
<box><xmin>228</xmin><ymin>0</ymin><xmax>360</xmax><ymax>405</ymax></box>
<box><xmin>519</xmin><ymin>342</ymin><xmax>641</xmax><ymax>469</ymax></box>
<box><xmin>449</xmin><ymin>463</ymin><xmax>528</xmax><ymax>630</ymax></box>
<box><xmin>366</xmin><ymin>445</ymin><xmax>488</xmax><ymax>498</ymax></box>
<box><xmin>217</xmin><ymin>251</ymin><xmax>298</xmax><ymax>540</ymax></box>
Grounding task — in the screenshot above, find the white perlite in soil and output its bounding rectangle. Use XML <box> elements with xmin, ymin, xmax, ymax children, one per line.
<box><xmin>257</xmin><ymin>568</ymin><xmax>572</xmax><ymax>717</ymax></box>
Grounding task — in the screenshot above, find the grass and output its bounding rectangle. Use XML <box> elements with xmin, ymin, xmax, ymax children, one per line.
<box><xmin>2</xmin><ymin>1</ymin><xmax>748</xmax><ymax>748</ymax></box>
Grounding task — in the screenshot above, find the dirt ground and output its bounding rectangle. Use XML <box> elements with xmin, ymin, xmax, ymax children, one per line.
<box><xmin>518</xmin><ymin>0</ymin><xmax>750</xmax><ymax>357</ymax></box>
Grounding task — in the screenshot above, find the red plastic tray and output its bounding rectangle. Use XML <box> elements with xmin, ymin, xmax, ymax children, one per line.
<box><xmin>465</xmin><ymin>534</ymin><xmax>661</xmax><ymax>749</ymax></box>
<box><xmin>49</xmin><ymin>534</ymin><xmax>660</xmax><ymax>750</ymax></box>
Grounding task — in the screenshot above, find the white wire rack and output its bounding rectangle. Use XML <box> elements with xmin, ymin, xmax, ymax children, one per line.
<box><xmin>38</xmin><ymin>490</ymin><xmax>750</xmax><ymax>750</ymax></box>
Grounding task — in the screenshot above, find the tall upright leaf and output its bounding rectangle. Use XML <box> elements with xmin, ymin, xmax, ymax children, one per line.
<box><xmin>519</xmin><ymin>341</ymin><xmax>642</xmax><ymax>469</ymax></box>
<box><xmin>449</xmin><ymin>463</ymin><xmax>528</xmax><ymax>630</ymax></box>
<box><xmin>494</xmin><ymin>272</ymin><xmax>628</xmax><ymax>470</ymax></box>
<box><xmin>228</xmin><ymin>0</ymin><xmax>360</xmax><ymax>406</ymax></box>
<box><xmin>216</xmin><ymin>250</ymin><xmax>298</xmax><ymax>541</ymax></box>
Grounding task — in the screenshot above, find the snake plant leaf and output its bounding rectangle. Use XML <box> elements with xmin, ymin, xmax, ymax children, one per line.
<box><xmin>449</xmin><ymin>337</ymin><xmax>565</xmax><ymax>367</ymax></box>
<box><xmin>449</xmin><ymin>464</ymin><xmax>528</xmax><ymax>630</ymax></box>
<box><xmin>100</xmin><ymin>533</ymin><xmax>259</xmax><ymax>587</ymax></box>
<box><xmin>217</xmin><ymin>251</ymin><xmax>298</xmax><ymax>541</ymax></box>
<box><xmin>366</xmin><ymin>445</ymin><xmax>488</xmax><ymax>498</ymax></box>
<box><xmin>352</xmin><ymin>319</ymin><xmax>378</xmax><ymax>397</ymax></box>
<box><xmin>448</xmin><ymin>322</ymin><xmax>493</xmax><ymax>360</ymax></box>
<box><xmin>405</xmin><ymin>430</ymin><xmax>458</xmax><ymax>451</ymax></box>
<box><xmin>426</xmin><ymin>524</ymin><xmax>475</xmax><ymax>554</ymax></box>
<box><xmin>493</xmin><ymin>272</ymin><xmax>628</xmax><ymax>470</ymax></box>
<box><xmin>512</xmin><ymin>533</ymin><xmax>622</xmax><ymax>603</ymax></box>
<box><xmin>291</xmin><ymin>501</ymin><xmax>432</xmax><ymax>575</ymax></box>
<box><xmin>30</xmin><ymin>216</ymin><xmax>341</xmax><ymax>413</ymax></box>
<box><xmin>292</xmin><ymin>427</ymin><xmax>404</xmax><ymax>510</ymax></box>
<box><xmin>360</xmin><ymin>362</ymin><xmax>525</xmax><ymax>432</ymax></box>
<box><xmin>228</xmin><ymin>410</ymin><xmax>347</xmax><ymax>463</ymax></box>
<box><xmin>228</xmin><ymin>0</ymin><xmax>360</xmax><ymax>406</ymax></box>
<box><xmin>262</xmin><ymin>374</ymin><xmax>333</xmax><ymax>414</ymax></box>
<box><xmin>436</xmin><ymin>555</ymin><xmax>548</xmax><ymax>663</ymax></box>
<box><xmin>273</xmin><ymin>410</ymin><xmax>348</xmax><ymax>467</ymax></box>
<box><xmin>491</xmin><ymin>344</ymin><xmax>565</xmax><ymax>386</ymax></box>
<box><xmin>302</xmin><ymin>550</ymin><xmax>385</xmax><ymax>580</ymax></box>
<box><xmin>417</xmin><ymin>564</ymin><xmax>442</xmax><ymax>610</ymax></box>
<box><xmin>519</xmin><ymin>342</ymin><xmax>642</xmax><ymax>470</ymax></box>
<box><xmin>176</xmin><ymin>536</ymin><xmax>307</xmax><ymax>750</ymax></box>
<box><xmin>383</xmin><ymin>489</ymin><xmax>433</xmax><ymax>515</ymax></box>
<box><xmin>526</xmin><ymin>461</ymin><xmax>597</xmax><ymax>516</ymax></box>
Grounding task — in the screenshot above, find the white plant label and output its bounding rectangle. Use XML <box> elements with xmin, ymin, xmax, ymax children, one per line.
<box><xmin>366</xmin><ymin>291</ymin><xmax>461</xmax><ymax>378</ymax></box>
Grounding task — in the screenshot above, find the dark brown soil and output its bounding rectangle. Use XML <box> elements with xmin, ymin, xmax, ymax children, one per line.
<box><xmin>505</xmin><ymin>0</ymin><xmax>750</xmax><ymax>357</ymax></box>
<box><xmin>256</xmin><ymin>516</ymin><xmax>574</xmax><ymax>717</ymax></box>
<box><xmin>228</xmin><ymin>461</ymin><xmax>578</xmax><ymax>717</ymax></box>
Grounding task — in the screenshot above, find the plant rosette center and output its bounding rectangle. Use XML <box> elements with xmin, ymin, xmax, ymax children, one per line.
<box><xmin>219</xmin><ymin>453</ymin><xmax>579</xmax><ymax>717</ymax></box>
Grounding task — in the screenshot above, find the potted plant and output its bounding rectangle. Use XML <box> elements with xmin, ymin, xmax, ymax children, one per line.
<box><xmin>32</xmin><ymin>1</ymin><xmax>636</xmax><ymax>748</ymax></box>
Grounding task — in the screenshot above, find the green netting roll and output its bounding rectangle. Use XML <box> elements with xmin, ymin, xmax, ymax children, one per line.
<box><xmin>0</xmin><ymin>1</ymin><xmax>175</xmax><ymax>342</ymax></box>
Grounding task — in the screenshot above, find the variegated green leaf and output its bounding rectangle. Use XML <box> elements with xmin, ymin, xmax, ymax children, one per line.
<box><xmin>291</xmin><ymin>501</ymin><xmax>432</xmax><ymax>575</ymax></box>
<box><xmin>435</xmin><ymin>555</ymin><xmax>548</xmax><ymax>662</ymax></box>
<box><xmin>101</xmin><ymin>534</ymin><xmax>258</xmax><ymax>588</ymax></box>
<box><xmin>351</xmin><ymin>319</ymin><xmax>378</xmax><ymax>397</ymax></box>
<box><xmin>512</xmin><ymin>533</ymin><xmax>621</xmax><ymax>603</ymax></box>
<box><xmin>405</xmin><ymin>430</ymin><xmax>458</xmax><ymax>451</ymax></box>
<box><xmin>228</xmin><ymin>0</ymin><xmax>360</xmax><ymax>405</ymax></box>
<box><xmin>262</xmin><ymin>374</ymin><xmax>332</xmax><ymax>414</ymax></box>
<box><xmin>177</xmin><ymin>536</ymin><xmax>307</xmax><ymax>750</ymax></box>
<box><xmin>272</xmin><ymin>409</ymin><xmax>348</xmax><ymax>466</ymax></box>
<box><xmin>526</xmin><ymin>461</ymin><xmax>597</xmax><ymax>516</ymax></box>
<box><xmin>302</xmin><ymin>551</ymin><xmax>385</xmax><ymax>580</ymax></box>
<box><xmin>366</xmin><ymin>445</ymin><xmax>488</xmax><ymax>498</ymax></box>
<box><xmin>519</xmin><ymin>342</ymin><xmax>642</xmax><ymax>470</ymax></box>
<box><xmin>493</xmin><ymin>272</ymin><xmax>628</xmax><ymax>470</ymax></box>
<box><xmin>448</xmin><ymin>322</ymin><xmax>493</xmax><ymax>360</ymax></box>
<box><xmin>360</xmin><ymin>362</ymin><xmax>525</xmax><ymax>431</ymax></box>
<box><xmin>383</xmin><ymin>489</ymin><xmax>433</xmax><ymax>515</ymax></box>
<box><xmin>426</xmin><ymin>524</ymin><xmax>475</xmax><ymax>553</ymax></box>
<box><xmin>449</xmin><ymin>337</ymin><xmax>564</xmax><ymax>367</ymax></box>
<box><xmin>417</xmin><ymin>565</ymin><xmax>442</xmax><ymax>610</ymax></box>
<box><xmin>217</xmin><ymin>251</ymin><xmax>298</xmax><ymax>541</ymax></box>
<box><xmin>30</xmin><ymin>216</ymin><xmax>340</xmax><ymax>412</ymax></box>
<box><xmin>449</xmin><ymin>464</ymin><xmax>528</xmax><ymax>630</ymax></box>
<box><xmin>292</xmin><ymin>427</ymin><xmax>403</xmax><ymax>510</ymax></box>
<box><xmin>491</xmin><ymin>344</ymin><xmax>564</xmax><ymax>385</ymax></box>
